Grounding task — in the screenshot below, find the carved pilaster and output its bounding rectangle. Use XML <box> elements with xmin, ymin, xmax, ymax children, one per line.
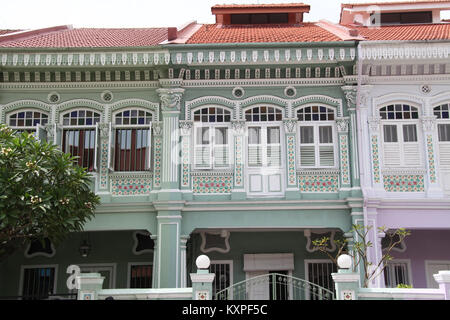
<box><xmin>368</xmin><ymin>116</ymin><xmax>381</xmax><ymax>133</ymax></box>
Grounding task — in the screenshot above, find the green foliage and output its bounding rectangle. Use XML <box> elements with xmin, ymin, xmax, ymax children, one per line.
<box><xmin>0</xmin><ymin>125</ymin><xmax>100</xmax><ymax>261</ymax></box>
<box><xmin>397</xmin><ymin>284</ymin><xmax>413</xmax><ymax>288</ymax></box>
<box><xmin>312</xmin><ymin>223</ymin><xmax>411</xmax><ymax>288</ymax></box>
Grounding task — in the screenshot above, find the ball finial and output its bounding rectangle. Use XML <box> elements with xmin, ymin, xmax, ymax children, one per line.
<box><xmin>337</xmin><ymin>254</ymin><xmax>352</xmax><ymax>269</ymax></box>
<box><xmin>196</xmin><ymin>255</ymin><xmax>211</xmax><ymax>269</ymax></box>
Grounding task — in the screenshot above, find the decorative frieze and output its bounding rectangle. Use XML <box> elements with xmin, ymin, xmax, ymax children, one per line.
<box><xmin>339</xmin><ymin>135</ymin><xmax>350</xmax><ymax>186</ymax></box>
<box><xmin>287</xmin><ymin>135</ymin><xmax>296</xmax><ymax>186</ymax></box>
<box><xmin>383</xmin><ymin>175</ymin><xmax>425</xmax><ymax>192</ymax></box>
<box><xmin>426</xmin><ymin>135</ymin><xmax>437</xmax><ymax>184</ymax></box>
<box><xmin>234</xmin><ymin>135</ymin><xmax>244</xmax><ymax>187</ymax></box>
<box><xmin>99</xmin><ymin>140</ymin><xmax>109</xmax><ymax>190</ymax></box>
<box><xmin>192</xmin><ymin>175</ymin><xmax>233</xmax><ymax>194</ymax></box>
<box><xmin>111</xmin><ymin>174</ymin><xmax>153</xmax><ymax>196</ymax></box>
<box><xmin>153</xmin><ymin>136</ymin><xmax>162</xmax><ymax>188</ymax></box>
<box><xmin>298</xmin><ymin>173</ymin><xmax>339</xmax><ymax>192</ymax></box>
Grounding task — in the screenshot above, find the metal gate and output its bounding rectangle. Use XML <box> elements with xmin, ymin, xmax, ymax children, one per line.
<box><xmin>215</xmin><ymin>273</ymin><xmax>334</xmax><ymax>300</ymax></box>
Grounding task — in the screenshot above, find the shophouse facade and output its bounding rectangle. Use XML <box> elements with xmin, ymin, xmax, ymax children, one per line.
<box><xmin>0</xmin><ymin>1</ymin><xmax>449</xmax><ymax>299</ymax></box>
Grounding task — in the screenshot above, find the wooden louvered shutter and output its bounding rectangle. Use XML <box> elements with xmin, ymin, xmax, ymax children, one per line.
<box><xmin>438</xmin><ymin>124</ymin><xmax>450</xmax><ymax>167</ymax></box>
<box><xmin>266</xmin><ymin>126</ymin><xmax>281</xmax><ymax>167</ymax></box>
<box><xmin>299</xmin><ymin>126</ymin><xmax>315</xmax><ymax>167</ymax></box>
<box><xmin>213</xmin><ymin>127</ymin><xmax>229</xmax><ymax>168</ymax></box>
<box><xmin>319</xmin><ymin>126</ymin><xmax>334</xmax><ymax>167</ymax></box>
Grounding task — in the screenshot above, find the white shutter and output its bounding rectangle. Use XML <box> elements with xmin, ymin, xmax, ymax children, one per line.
<box><xmin>439</xmin><ymin>143</ymin><xmax>450</xmax><ymax>167</ymax></box>
<box><xmin>213</xmin><ymin>145</ymin><xmax>229</xmax><ymax>167</ymax></box>
<box><xmin>248</xmin><ymin>145</ymin><xmax>262</xmax><ymax>167</ymax></box>
<box><xmin>403</xmin><ymin>143</ymin><xmax>420</xmax><ymax>166</ymax></box>
<box><xmin>93</xmin><ymin>123</ymin><xmax>99</xmax><ymax>171</ymax></box>
<box><xmin>383</xmin><ymin>143</ymin><xmax>401</xmax><ymax>167</ymax></box>
<box><xmin>300</xmin><ymin>146</ymin><xmax>315</xmax><ymax>166</ymax></box>
<box><xmin>146</xmin><ymin>125</ymin><xmax>152</xmax><ymax>170</ymax></box>
<box><xmin>108</xmin><ymin>122</ymin><xmax>115</xmax><ymax>171</ymax></box>
<box><xmin>194</xmin><ymin>145</ymin><xmax>211</xmax><ymax>168</ymax></box>
<box><xmin>267</xmin><ymin>145</ymin><xmax>281</xmax><ymax>167</ymax></box>
<box><xmin>319</xmin><ymin>146</ymin><xmax>334</xmax><ymax>167</ymax></box>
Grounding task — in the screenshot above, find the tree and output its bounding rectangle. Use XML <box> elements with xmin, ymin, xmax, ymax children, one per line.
<box><xmin>0</xmin><ymin>125</ymin><xmax>100</xmax><ymax>262</ymax></box>
<box><xmin>312</xmin><ymin>224</ymin><xmax>410</xmax><ymax>288</ymax></box>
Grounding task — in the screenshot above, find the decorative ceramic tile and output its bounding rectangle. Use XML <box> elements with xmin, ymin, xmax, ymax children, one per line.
<box><xmin>371</xmin><ymin>135</ymin><xmax>381</xmax><ymax>184</ymax></box>
<box><xmin>100</xmin><ymin>140</ymin><xmax>109</xmax><ymax>189</ymax></box>
<box><xmin>426</xmin><ymin>135</ymin><xmax>437</xmax><ymax>184</ymax></box>
<box><xmin>340</xmin><ymin>135</ymin><xmax>350</xmax><ymax>185</ymax></box>
<box><xmin>299</xmin><ymin>174</ymin><xmax>339</xmax><ymax>192</ymax></box>
<box><xmin>182</xmin><ymin>136</ymin><xmax>190</xmax><ymax>187</ymax></box>
<box><xmin>287</xmin><ymin>135</ymin><xmax>296</xmax><ymax>185</ymax></box>
<box><xmin>111</xmin><ymin>176</ymin><xmax>152</xmax><ymax>196</ymax></box>
<box><xmin>153</xmin><ymin>136</ymin><xmax>162</xmax><ymax>188</ymax></box>
<box><xmin>192</xmin><ymin>175</ymin><xmax>233</xmax><ymax>194</ymax></box>
<box><xmin>383</xmin><ymin>175</ymin><xmax>425</xmax><ymax>192</ymax></box>
<box><xmin>234</xmin><ymin>136</ymin><xmax>243</xmax><ymax>187</ymax></box>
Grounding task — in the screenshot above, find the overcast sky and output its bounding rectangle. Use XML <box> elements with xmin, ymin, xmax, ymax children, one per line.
<box><xmin>1</xmin><ymin>0</ymin><xmax>449</xmax><ymax>29</ymax></box>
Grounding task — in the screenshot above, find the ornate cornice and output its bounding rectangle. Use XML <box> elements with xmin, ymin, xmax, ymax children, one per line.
<box><xmin>359</xmin><ymin>43</ymin><xmax>450</xmax><ymax>62</ymax></box>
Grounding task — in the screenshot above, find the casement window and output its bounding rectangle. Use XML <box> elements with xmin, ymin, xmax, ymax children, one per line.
<box><xmin>380</xmin><ymin>104</ymin><xmax>421</xmax><ymax>167</ymax></box>
<box><xmin>245</xmin><ymin>106</ymin><xmax>282</xmax><ymax>168</ymax></box>
<box><xmin>434</xmin><ymin>104</ymin><xmax>450</xmax><ymax>167</ymax></box>
<box><xmin>7</xmin><ymin>110</ymin><xmax>49</xmax><ymax>140</ymax></box>
<box><xmin>193</xmin><ymin>107</ymin><xmax>231</xmax><ymax>169</ymax></box>
<box><xmin>109</xmin><ymin>109</ymin><xmax>152</xmax><ymax>172</ymax></box>
<box><xmin>129</xmin><ymin>264</ymin><xmax>152</xmax><ymax>288</ymax></box>
<box><xmin>297</xmin><ymin>106</ymin><xmax>336</xmax><ymax>168</ymax></box>
<box><xmin>20</xmin><ymin>266</ymin><xmax>56</xmax><ymax>300</ymax></box>
<box><xmin>61</xmin><ymin>109</ymin><xmax>100</xmax><ymax>172</ymax></box>
<box><xmin>384</xmin><ymin>261</ymin><xmax>411</xmax><ymax>288</ymax></box>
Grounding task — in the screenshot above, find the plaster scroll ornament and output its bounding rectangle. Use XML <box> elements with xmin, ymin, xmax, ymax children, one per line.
<box><xmin>101</xmin><ymin>53</ymin><xmax>106</xmax><ymax>66</ymax></box>
<box><xmin>296</xmin><ymin>49</ymin><xmax>302</xmax><ymax>61</ymax></box>
<box><xmin>307</xmin><ymin>49</ymin><xmax>313</xmax><ymax>61</ymax></box>
<box><xmin>283</xmin><ymin>119</ymin><xmax>298</xmax><ymax>134</ymax></box>
<box><xmin>274</xmin><ymin>50</ymin><xmax>280</xmax><ymax>62</ymax></box>
<box><xmin>231</xmin><ymin>121</ymin><xmax>246</xmax><ymax>135</ymax></box>
<box><xmin>152</xmin><ymin>122</ymin><xmax>163</xmax><ymax>136</ymax></box>
<box><xmin>252</xmin><ymin>50</ymin><xmax>258</xmax><ymax>62</ymax></box>
<box><xmin>220</xmin><ymin>51</ymin><xmax>226</xmax><ymax>63</ymax></box>
<box><xmin>209</xmin><ymin>51</ymin><xmax>215</xmax><ymax>63</ymax></box>
<box><xmin>133</xmin><ymin>53</ymin><xmax>138</xmax><ymax>65</ymax></box>
<box><xmin>98</xmin><ymin>123</ymin><xmax>110</xmax><ymax>138</ymax></box>
<box><xmin>230</xmin><ymin>51</ymin><xmax>236</xmax><ymax>63</ymax></box>
<box><xmin>122</xmin><ymin>53</ymin><xmax>127</xmax><ymax>65</ymax></box>
<box><xmin>336</xmin><ymin>118</ymin><xmax>350</xmax><ymax>133</ymax></box>
<box><xmin>368</xmin><ymin>116</ymin><xmax>381</xmax><ymax>133</ymax></box>
<box><xmin>241</xmin><ymin>51</ymin><xmax>246</xmax><ymax>62</ymax></box>
<box><xmin>164</xmin><ymin>53</ymin><xmax>170</xmax><ymax>64</ymax></box>
<box><xmin>264</xmin><ymin>50</ymin><xmax>269</xmax><ymax>62</ymax></box>
<box><xmin>158</xmin><ymin>91</ymin><xmax>183</xmax><ymax>111</ymax></box>
<box><xmin>1</xmin><ymin>54</ymin><xmax>7</xmax><ymax>66</ymax></box>
<box><xmin>187</xmin><ymin>52</ymin><xmax>193</xmax><ymax>64</ymax></box>
<box><xmin>179</xmin><ymin>120</ymin><xmax>193</xmax><ymax>136</ymax></box>
<box><xmin>318</xmin><ymin>49</ymin><xmax>323</xmax><ymax>61</ymax></box>
<box><xmin>34</xmin><ymin>54</ymin><xmax>40</xmax><ymax>66</ymax></box>
<box><xmin>46</xmin><ymin>54</ymin><xmax>52</xmax><ymax>66</ymax></box>
<box><xmin>197</xmin><ymin>51</ymin><xmax>203</xmax><ymax>63</ymax></box>
<box><xmin>24</xmin><ymin>54</ymin><xmax>30</xmax><ymax>66</ymax></box>
<box><xmin>12</xmin><ymin>54</ymin><xmax>18</xmax><ymax>66</ymax></box>
<box><xmin>285</xmin><ymin>49</ymin><xmax>290</xmax><ymax>61</ymax></box>
<box><xmin>90</xmin><ymin>53</ymin><xmax>95</xmax><ymax>66</ymax></box>
<box><xmin>143</xmin><ymin>53</ymin><xmax>149</xmax><ymax>65</ymax></box>
<box><xmin>344</xmin><ymin>89</ymin><xmax>357</xmax><ymax>108</ymax></box>
<box><xmin>421</xmin><ymin>116</ymin><xmax>436</xmax><ymax>132</ymax></box>
<box><xmin>328</xmin><ymin>49</ymin><xmax>335</xmax><ymax>60</ymax></box>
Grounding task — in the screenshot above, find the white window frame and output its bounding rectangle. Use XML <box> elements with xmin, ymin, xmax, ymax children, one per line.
<box><xmin>127</xmin><ymin>262</ymin><xmax>153</xmax><ymax>288</ymax></box>
<box><xmin>434</xmin><ymin>104</ymin><xmax>450</xmax><ymax>168</ymax></box>
<box><xmin>19</xmin><ymin>264</ymin><xmax>59</xmax><ymax>298</ymax></box>
<box><xmin>246</xmin><ymin>123</ymin><xmax>283</xmax><ymax>169</ymax></box>
<box><xmin>109</xmin><ymin>108</ymin><xmax>153</xmax><ymax>172</ymax></box>
<box><xmin>379</xmin><ymin>104</ymin><xmax>423</xmax><ymax>168</ymax></box>
<box><xmin>296</xmin><ymin>105</ymin><xmax>338</xmax><ymax>169</ymax></box>
<box><xmin>60</xmin><ymin>108</ymin><xmax>101</xmax><ymax>172</ymax></box>
<box><xmin>192</xmin><ymin>106</ymin><xmax>232</xmax><ymax>170</ymax></box>
<box><xmin>7</xmin><ymin>109</ymin><xmax>50</xmax><ymax>140</ymax></box>
<box><xmin>425</xmin><ymin>260</ymin><xmax>450</xmax><ymax>288</ymax></box>
<box><xmin>384</xmin><ymin>259</ymin><xmax>412</xmax><ymax>288</ymax></box>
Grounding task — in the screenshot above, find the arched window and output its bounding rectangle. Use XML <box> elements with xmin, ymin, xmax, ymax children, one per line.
<box><xmin>245</xmin><ymin>106</ymin><xmax>282</xmax><ymax>168</ymax></box>
<box><xmin>434</xmin><ymin>104</ymin><xmax>450</xmax><ymax>167</ymax></box>
<box><xmin>380</xmin><ymin>104</ymin><xmax>421</xmax><ymax>168</ymax></box>
<box><xmin>111</xmin><ymin>108</ymin><xmax>152</xmax><ymax>172</ymax></box>
<box><xmin>193</xmin><ymin>107</ymin><xmax>231</xmax><ymax>169</ymax></box>
<box><xmin>61</xmin><ymin>109</ymin><xmax>101</xmax><ymax>172</ymax></box>
<box><xmin>297</xmin><ymin>106</ymin><xmax>336</xmax><ymax>168</ymax></box>
<box><xmin>8</xmin><ymin>110</ymin><xmax>49</xmax><ymax>139</ymax></box>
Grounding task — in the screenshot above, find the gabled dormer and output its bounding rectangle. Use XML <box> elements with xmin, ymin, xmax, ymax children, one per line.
<box><xmin>340</xmin><ymin>1</ymin><xmax>450</xmax><ymax>26</ymax></box>
<box><xmin>211</xmin><ymin>3</ymin><xmax>311</xmax><ymax>26</ymax></box>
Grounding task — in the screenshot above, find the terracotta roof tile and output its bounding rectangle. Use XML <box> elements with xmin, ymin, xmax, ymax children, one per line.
<box><xmin>186</xmin><ymin>23</ymin><xmax>343</xmax><ymax>44</ymax></box>
<box><xmin>350</xmin><ymin>23</ymin><xmax>450</xmax><ymax>40</ymax></box>
<box><xmin>0</xmin><ymin>28</ymin><xmax>170</xmax><ymax>48</ymax></box>
<box><xmin>0</xmin><ymin>30</ymin><xmax>22</xmax><ymax>36</ymax></box>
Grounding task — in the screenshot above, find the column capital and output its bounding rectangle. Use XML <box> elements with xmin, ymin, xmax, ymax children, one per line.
<box><xmin>179</xmin><ymin>120</ymin><xmax>193</xmax><ymax>136</ymax></box>
<box><xmin>336</xmin><ymin>117</ymin><xmax>350</xmax><ymax>133</ymax></box>
<box><xmin>421</xmin><ymin>115</ymin><xmax>437</xmax><ymax>133</ymax></box>
<box><xmin>283</xmin><ymin>118</ymin><xmax>298</xmax><ymax>134</ymax></box>
<box><xmin>368</xmin><ymin>116</ymin><xmax>382</xmax><ymax>133</ymax></box>
<box><xmin>231</xmin><ymin>120</ymin><xmax>246</xmax><ymax>135</ymax></box>
<box><xmin>157</xmin><ymin>88</ymin><xmax>185</xmax><ymax>112</ymax></box>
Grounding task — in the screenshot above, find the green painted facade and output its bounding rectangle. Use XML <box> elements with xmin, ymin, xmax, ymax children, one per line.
<box><xmin>0</xmin><ymin>40</ymin><xmax>364</xmax><ymax>297</ymax></box>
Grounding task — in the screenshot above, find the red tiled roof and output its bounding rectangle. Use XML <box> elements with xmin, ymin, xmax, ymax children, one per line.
<box><xmin>0</xmin><ymin>28</ymin><xmax>171</xmax><ymax>48</ymax></box>
<box><xmin>0</xmin><ymin>30</ymin><xmax>22</xmax><ymax>35</ymax></box>
<box><xmin>186</xmin><ymin>23</ymin><xmax>343</xmax><ymax>44</ymax></box>
<box><xmin>212</xmin><ymin>3</ymin><xmax>309</xmax><ymax>9</ymax></box>
<box><xmin>350</xmin><ymin>23</ymin><xmax>450</xmax><ymax>40</ymax></box>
